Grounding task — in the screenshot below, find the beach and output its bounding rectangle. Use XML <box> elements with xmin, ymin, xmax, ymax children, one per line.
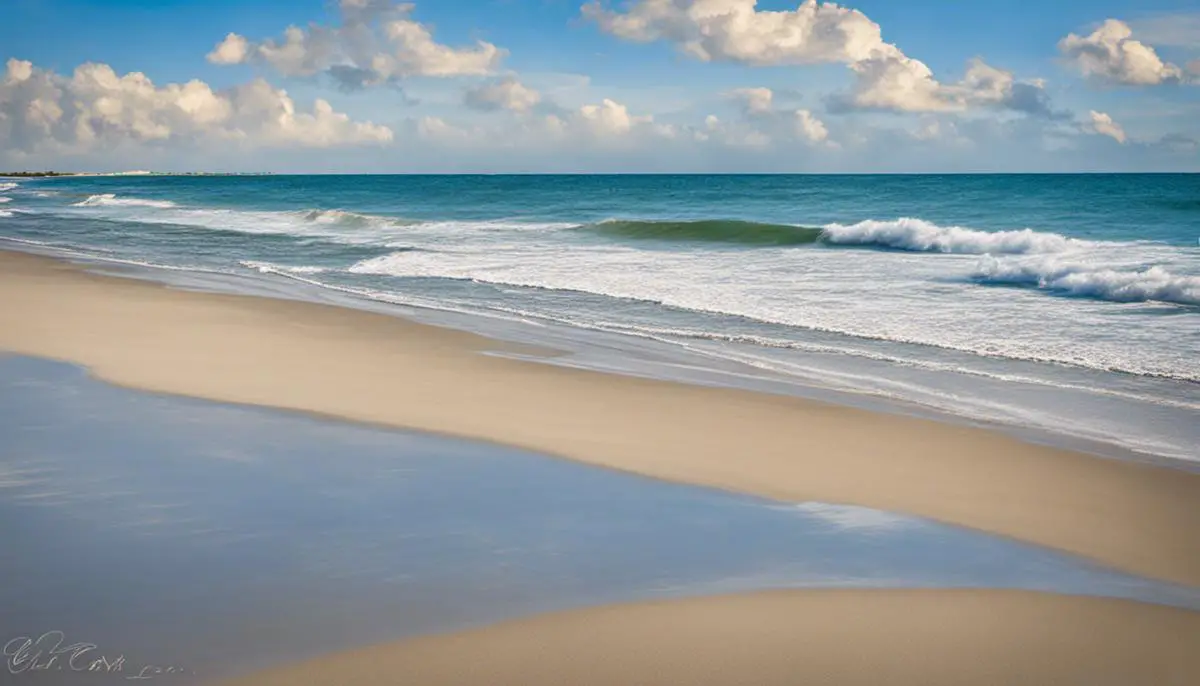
<box><xmin>2</xmin><ymin>249</ymin><xmax>1198</xmax><ymax>586</ymax></box>
<box><xmin>219</xmin><ymin>590</ymin><xmax>1200</xmax><ymax>686</ymax></box>
<box><xmin>2</xmin><ymin>248</ymin><xmax>1199</xmax><ymax>682</ymax></box>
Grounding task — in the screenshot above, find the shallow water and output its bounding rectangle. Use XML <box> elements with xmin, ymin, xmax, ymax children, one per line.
<box><xmin>1</xmin><ymin>355</ymin><xmax>1196</xmax><ymax>684</ymax></box>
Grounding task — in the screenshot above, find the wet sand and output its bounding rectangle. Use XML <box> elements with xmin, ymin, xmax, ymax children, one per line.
<box><xmin>1</xmin><ymin>249</ymin><xmax>1198</xmax><ymax>587</ymax></box>
<box><xmin>7</xmin><ymin>354</ymin><xmax>1195</xmax><ymax>684</ymax></box>
<box><xmin>219</xmin><ymin>589</ymin><xmax>1200</xmax><ymax>686</ymax></box>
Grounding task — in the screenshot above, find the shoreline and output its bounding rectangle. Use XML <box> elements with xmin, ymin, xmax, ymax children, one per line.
<box><xmin>2</xmin><ymin>248</ymin><xmax>1199</xmax><ymax>586</ymax></box>
<box><xmin>214</xmin><ymin>589</ymin><xmax>1200</xmax><ymax>686</ymax></box>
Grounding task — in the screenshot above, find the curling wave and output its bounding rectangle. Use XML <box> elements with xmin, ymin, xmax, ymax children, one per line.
<box><xmin>581</xmin><ymin>217</ymin><xmax>1089</xmax><ymax>254</ymax></box>
<box><xmin>584</xmin><ymin>219</ymin><xmax>824</xmax><ymax>246</ymax></box>
<box><xmin>974</xmin><ymin>256</ymin><xmax>1200</xmax><ymax>306</ymax></box>
<box><xmin>821</xmin><ymin>218</ymin><xmax>1085</xmax><ymax>254</ymax></box>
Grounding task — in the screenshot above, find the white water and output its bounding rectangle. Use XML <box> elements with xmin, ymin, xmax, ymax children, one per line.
<box><xmin>14</xmin><ymin>189</ymin><xmax>1199</xmax><ymax>463</ymax></box>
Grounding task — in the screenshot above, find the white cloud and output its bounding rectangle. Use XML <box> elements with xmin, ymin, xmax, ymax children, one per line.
<box><xmin>464</xmin><ymin>78</ymin><xmax>542</xmax><ymax>112</ymax></box>
<box><xmin>1059</xmin><ymin>20</ymin><xmax>1185</xmax><ymax>86</ymax></box>
<box><xmin>0</xmin><ymin>58</ymin><xmax>392</xmax><ymax>154</ymax></box>
<box><xmin>207</xmin><ymin>33</ymin><xmax>251</xmax><ymax>65</ymax></box>
<box><xmin>697</xmin><ymin>99</ymin><xmax>832</xmax><ymax>148</ymax></box>
<box><xmin>586</xmin><ymin>1</ymin><xmax>1053</xmax><ymax>115</ymax></box>
<box><xmin>726</xmin><ymin>87</ymin><xmax>773</xmax><ymax>114</ymax></box>
<box><xmin>1087</xmin><ymin>110</ymin><xmax>1127</xmax><ymax>143</ymax></box>
<box><xmin>208</xmin><ymin>0</ymin><xmax>505</xmax><ymax>88</ymax></box>
<box><xmin>793</xmin><ymin>109</ymin><xmax>827</xmax><ymax>142</ymax></box>
<box><xmin>573</xmin><ymin>98</ymin><xmax>652</xmax><ymax>136</ymax></box>
<box><xmin>582</xmin><ymin>0</ymin><xmax>890</xmax><ymax>65</ymax></box>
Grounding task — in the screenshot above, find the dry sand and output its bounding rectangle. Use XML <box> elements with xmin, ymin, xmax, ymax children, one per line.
<box><xmin>1</xmin><ymin>249</ymin><xmax>1198</xmax><ymax>588</ymax></box>
<box><xmin>217</xmin><ymin>589</ymin><xmax>1200</xmax><ymax>686</ymax></box>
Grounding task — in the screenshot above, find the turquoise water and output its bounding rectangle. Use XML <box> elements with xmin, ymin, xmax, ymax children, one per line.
<box><xmin>2</xmin><ymin>355</ymin><xmax>1196</xmax><ymax>683</ymax></box>
<box><xmin>1</xmin><ymin>174</ymin><xmax>1197</xmax><ymax>461</ymax></box>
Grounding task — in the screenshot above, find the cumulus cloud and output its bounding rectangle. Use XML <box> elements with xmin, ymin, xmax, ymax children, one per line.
<box><xmin>793</xmin><ymin>109</ymin><xmax>827</xmax><ymax>142</ymax></box>
<box><xmin>1086</xmin><ymin>110</ymin><xmax>1127</xmax><ymax>143</ymax></box>
<box><xmin>699</xmin><ymin>100</ymin><xmax>832</xmax><ymax>148</ymax></box>
<box><xmin>726</xmin><ymin>87</ymin><xmax>773</xmax><ymax>114</ymax></box>
<box><xmin>208</xmin><ymin>0</ymin><xmax>505</xmax><ymax>89</ymax></box>
<box><xmin>0</xmin><ymin>58</ymin><xmax>392</xmax><ymax>154</ymax></box>
<box><xmin>585</xmin><ymin>1</ymin><xmax>1053</xmax><ymax>115</ymax></box>
<box><xmin>1059</xmin><ymin>20</ymin><xmax>1185</xmax><ymax>86</ymax></box>
<box><xmin>583</xmin><ymin>0</ymin><xmax>889</xmax><ymax>65</ymax></box>
<box><xmin>207</xmin><ymin>33</ymin><xmax>251</xmax><ymax>65</ymax></box>
<box><xmin>464</xmin><ymin>78</ymin><xmax>541</xmax><ymax>112</ymax></box>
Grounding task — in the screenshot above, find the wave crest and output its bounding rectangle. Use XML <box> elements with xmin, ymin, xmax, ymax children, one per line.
<box><xmin>821</xmin><ymin>218</ymin><xmax>1083</xmax><ymax>254</ymax></box>
<box><xmin>73</xmin><ymin>193</ymin><xmax>177</xmax><ymax>208</ymax></box>
<box><xmin>0</xmin><ymin>182</ymin><xmax>18</xmax><ymax>192</ymax></box>
<box><xmin>975</xmin><ymin>257</ymin><xmax>1200</xmax><ymax>306</ymax></box>
<box><xmin>584</xmin><ymin>219</ymin><xmax>824</xmax><ymax>246</ymax></box>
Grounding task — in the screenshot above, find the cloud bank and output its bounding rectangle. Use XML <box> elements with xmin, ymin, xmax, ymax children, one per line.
<box><xmin>584</xmin><ymin>0</ymin><xmax>1053</xmax><ymax>115</ymax></box>
<box><xmin>0</xmin><ymin>58</ymin><xmax>392</xmax><ymax>154</ymax></box>
<box><xmin>208</xmin><ymin>0</ymin><xmax>505</xmax><ymax>89</ymax></box>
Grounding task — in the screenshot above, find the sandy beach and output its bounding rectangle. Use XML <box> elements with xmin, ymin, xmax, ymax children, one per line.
<box><xmin>216</xmin><ymin>589</ymin><xmax>1200</xmax><ymax>686</ymax></box>
<box><xmin>3</xmin><ymin>248</ymin><xmax>1199</xmax><ymax>683</ymax></box>
<box><xmin>1</xmin><ymin>249</ymin><xmax>1198</xmax><ymax>587</ymax></box>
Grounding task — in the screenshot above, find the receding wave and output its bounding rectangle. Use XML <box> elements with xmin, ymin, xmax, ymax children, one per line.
<box><xmin>584</xmin><ymin>219</ymin><xmax>824</xmax><ymax>246</ymax></box>
<box><xmin>73</xmin><ymin>193</ymin><xmax>178</xmax><ymax>208</ymax></box>
<box><xmin>975</xmin><ymin>256</ymin><xmax>1200</xmax><ymax>306</ymax></box>
<box><xmin>241</xmin><ymin>260</ymin><xmax>329</xmax><ymax>275</ymax></box>
<box><xmin>821</xmin><ymin>218</ymin><xmax>1085</xmax><ymax>254</ymax></box>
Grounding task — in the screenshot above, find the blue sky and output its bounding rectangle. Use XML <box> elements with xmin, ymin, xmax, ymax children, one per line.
<box><xmin>2</xmin><ymin>0</ymin><xmax>1198</xmax><ymax>172</ymax></box>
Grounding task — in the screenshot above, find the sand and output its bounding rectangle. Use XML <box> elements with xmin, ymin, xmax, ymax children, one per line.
<box><xmin>217</xmin><ymin>589</ymin><xmax>1200</xmax><ymax>686</ymax></box>
<box><xmin>1</xmin><ymin>249</ymin><xmax>1198</xmax><ymax>588</ymax></box>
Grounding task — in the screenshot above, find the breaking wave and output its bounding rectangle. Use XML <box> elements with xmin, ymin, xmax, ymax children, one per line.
<box><xmin>0</xmin><ymin>182</ymin><xmax>18</xmax><ymax>192</ymax></box>
<box><xmin>821</xmin><ymin>218</ymin><xmax>1085</xmax><ymax>254</ymax></box>
<box><xmin>0</xmin><ymin>210</ymin><xmax>13</xmax><ymax>218</ymax></box>
<box><xmin>975</xmin><ymin>256</ymin><xmax>1200</xmax><ymax>306</ymax></box>
<box><xmin>581</xmin><ymin>217</ymin><xmax>1088</xmax><ymax>254</ymax></box>
<box><xmin>584</xmin><ymin>219</ymin><xmax>824</xmax><ymax>246</ymax></box>
<box><xmin>74</xmin><ymin>193</ymin><xmax>178</xmax><ymax>208</ymax></box>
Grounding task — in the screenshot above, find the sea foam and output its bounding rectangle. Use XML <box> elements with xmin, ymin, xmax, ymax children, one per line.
<box><xmin>0</xmin><ymin>182</ymin><xmax>18</xmax><ymax>192</ymax></box>
<box><xmin>975</xmin><ymin>256</ymin><xmax>1200</xmax><ymax>306</ymax></box>
<box><xmin>821</xmin><ymin>218</ymin><xmax>1084</xmax><ymax>254</ymax></box>
<box><xmin>73</xmin><ymin>194</ymin><xmax>178</xmax><ymax>208</ymax></box>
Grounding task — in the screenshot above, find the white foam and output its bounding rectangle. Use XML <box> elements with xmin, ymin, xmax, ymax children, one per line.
<box><xmin>822</xmin><ymin>217</ymin><xmax>1085</xmax><ymax>254</ymax></box>
<box><xmin>73</xmin><ymin>193</ymin><xmax>177</xmax><ymax>208</ymax></box>
<box><xmin>0</xmin><ymin>182</ymin><xmax>18</xmax><ymax>192</ymax></box>
<box><xmin>975</xmin><ymin>256</ymin><xmax>1200</xmax><ymax>306</ymax></box>
<box><xmin>241</xmin><ymin>260</ymin><xmax>328</xmax><ymax>275</ymax></box>
<box><xmin>0</xmin><ymin>210</ymin><xmax>13</xmax><ymax>218</ymax></box>
<box><xmin>0</xmin><ymin>196</ymin><xmax>12</xmax><ymax>203</ymax></box>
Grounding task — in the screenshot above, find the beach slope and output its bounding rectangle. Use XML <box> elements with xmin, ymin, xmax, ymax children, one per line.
<box><xmin>217</xmin><ymin>589</ymin><xmax>1200</xmax><ymax>686</ymax></box>
<box><xmin>1</xmin><ymin>249</ymin><xmax>1198</xmax><ymax>585</ymax></box>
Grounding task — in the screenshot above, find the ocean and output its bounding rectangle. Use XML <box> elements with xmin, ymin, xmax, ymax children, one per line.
<box><xmin>1</xmin><ymin>174</ymin><xmax>1197</xmax><ymax>462</ymax></box>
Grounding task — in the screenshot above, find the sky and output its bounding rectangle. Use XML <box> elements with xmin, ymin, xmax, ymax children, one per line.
<box><xmin>2</xmin><ymin>0</ymin><xmax>1198</xmax><ymax>173</ymax></box>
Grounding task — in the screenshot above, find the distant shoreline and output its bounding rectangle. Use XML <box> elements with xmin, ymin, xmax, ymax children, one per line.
<box><xmin>0</xmin><ymin>171</ymin><xmax>273</xmax><ymax>178</ymax></box>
